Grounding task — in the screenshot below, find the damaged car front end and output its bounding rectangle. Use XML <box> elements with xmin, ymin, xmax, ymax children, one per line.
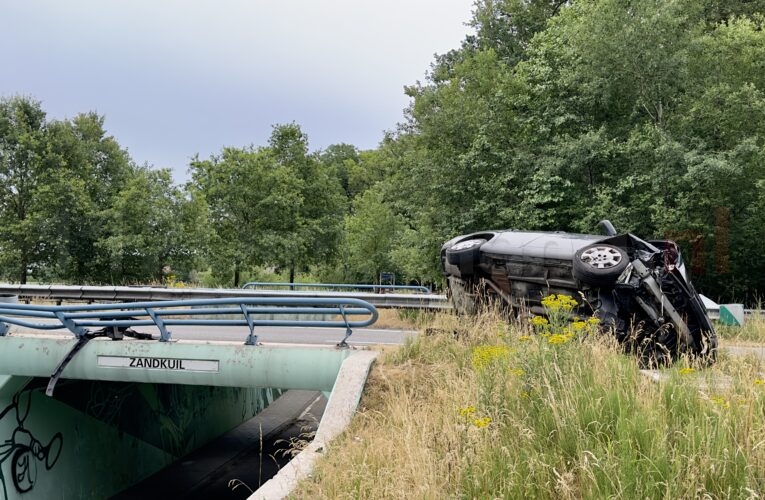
<box><xmin>440</xmin><ymin>222</ymin><xmax>717</xmax><ymax>366</ymax></box>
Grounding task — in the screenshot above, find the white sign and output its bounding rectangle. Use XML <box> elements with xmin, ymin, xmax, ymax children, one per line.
<box><xmin>97</xmin><ymin>355</ymin><xmax>219</xmax><ymax>373</ymax></box>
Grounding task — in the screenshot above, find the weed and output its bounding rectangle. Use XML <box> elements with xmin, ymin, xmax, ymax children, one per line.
<box><xmin>292</xmin><ymin>310</ymin><xmax>765</xmax><ymax>498</ymax></box>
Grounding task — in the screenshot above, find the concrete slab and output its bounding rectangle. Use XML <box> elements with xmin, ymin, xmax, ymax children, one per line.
<box><xmin>0</xmin><ymin>336</ymin><xmax>350</xmax><ymax>392</ymax></box>
<box><xmin>250</xmin><ymin>350</ymin><xmax>378</xmax><ymax>500</ymax></box>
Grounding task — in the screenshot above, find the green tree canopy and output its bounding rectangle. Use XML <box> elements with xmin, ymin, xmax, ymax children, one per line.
<box><xmin>383</xmin><ymin>0</ymin><xmax>765</xmax><ymax>301</ymax></box>
<box><xmin>0</xmin><ymin>96</ymin><xmax>47</xmax><ymax>283</ymax></box>
<box><xmin>190</xmin><ymin>124</ymin><xmax>344</xmax><ymax>286</ymax></box>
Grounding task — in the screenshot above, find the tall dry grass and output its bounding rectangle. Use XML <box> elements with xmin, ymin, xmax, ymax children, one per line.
<box><xmin>293</xmin><ymin>311</ymin><xmax>765</xmax><ymax>499</ymax></box>
<box><xmin>718</xmin><ymin>310</ymin><xmax>765</xmax><ymax>344</ymax></box>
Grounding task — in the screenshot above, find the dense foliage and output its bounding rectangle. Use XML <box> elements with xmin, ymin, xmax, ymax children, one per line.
<box><xmin>394</xmin><ymin>0</ymin><xmax>765</xmax><ymax>302</ymax></box>
<box><xmin>2</xmin><ymin>0</ymin><xmax>765</xmax><ymax>302</ymax></box>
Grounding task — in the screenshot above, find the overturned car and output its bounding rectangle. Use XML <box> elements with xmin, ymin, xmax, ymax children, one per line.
<box><xmin>440</xmin><ymin>221</ymin><xmax>717</xmax><ymax>366</ymax></box>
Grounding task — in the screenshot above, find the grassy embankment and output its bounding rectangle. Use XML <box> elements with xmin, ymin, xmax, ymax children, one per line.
<box><xmin>294</xmin><ymin>305</ymin><xmax>765</xmax><ymax>498</ymax></box>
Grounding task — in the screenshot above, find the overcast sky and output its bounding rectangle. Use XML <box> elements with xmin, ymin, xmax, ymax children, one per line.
<box><xmin>1</xmin><ymin>1</ymin><xmax>474</xmax><ymax>183</ymax></box>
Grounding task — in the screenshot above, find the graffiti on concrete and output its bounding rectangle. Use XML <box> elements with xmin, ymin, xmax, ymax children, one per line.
<box><xmin>0</xmin><ymin>391</ymin><xmax>63</xmax><ymax>498</ymax></box>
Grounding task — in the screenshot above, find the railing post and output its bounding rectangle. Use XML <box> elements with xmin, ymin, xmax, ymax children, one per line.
<box><xmin>146</xmin><ymin>308</ymin><xmax>171</xmax><ymax>342</ymax></box>
<box><xmin>240</xmin><ymin>303</ymin><xmax>258</xmax><ymax>345</ymax></box>
<box><xmin>336</xmin><ymin>305</ymin><xmax>353</xmax><ymax>348</ymax></box>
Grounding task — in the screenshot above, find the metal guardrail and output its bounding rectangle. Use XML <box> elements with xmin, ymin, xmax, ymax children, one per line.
<box><xmin>0</xmin><ymin>284</ymin><xmax>450</xmax><ymax>309</ymax></box>
<box><xmin>0</xmin><ymin>297</ymin><xmax>378</xmax><ymax>345</ymax></box>
<box><xmin>705</xmin><ymin>308</ymin><xmax>761</xmax><ymax>321</ymax></box>
<box><xmin>2</xmin><ymin>284</ymin><xmax>759</xmax><ymax>322</ymax></box>
<box><xmin>1</xmin><ymin>297</ymin><xmax>378</xmax><ymax>397</ymax></box>
<box><xmin>242</xmin><ymin>282</ymin><xmax>432</xmax><ymax>294</ymax></box>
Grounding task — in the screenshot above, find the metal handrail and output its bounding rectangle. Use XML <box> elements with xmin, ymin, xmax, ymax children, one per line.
<box><xmin>0</xmin><ymin>284</ymin><xmax>448</xmax><ymax>309</ymax></box>
<box><xmin>241</xmin><ymin>282</ymin><xmax>431</xmax><ymax>294</ymax></box>
<box><xmin>0</xmin><ymin>297</ymin><xmax>378</xmax><ymax>346</ymax></box>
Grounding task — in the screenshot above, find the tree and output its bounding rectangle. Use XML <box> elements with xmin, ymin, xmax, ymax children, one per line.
<box><xmin>190</xmin><ymin>147</ymin><xmax>296</xmax><ymax>286</ymax></box>
<box><xmin>40</xmin><ymin>113</ymin><xmax>133</xmax><ymax>282</ymax></box>
<box><xmin>98</xmin><ymin>167</ymin><xmax>209</xmax><ymax>283</ymax></box>
<box><xmin>190</xmin><ymin>124</ymin><xmax>344</xmax><ymax>286</ymax></box>
<box><xmin>0</xmin><ymin>96</ymin><xmax>49</xmax><ymax>283</ymax></box>
<box><xmin>268</xmin><ymin>124</ymin><xmax>345</xmax><ymax>283</ymax></box>
<box><xmin>317</xmin><ymin>143</ymin><xmax>359</xmax><ymax>202</ymax></box>
<box><xmin>344</xmin><ymin>187</ymin><xmax>399</xmax><ymax>283</ymax></box>
<box><xmin>0</xmin><ymin>98</ymin><xmax>138</xmax><ymax>284</ymax></box>
<box><xmin>388</xmin><ymin>0</ymin><xmax>765</xmax><ymax>301</ymax></box>
<box><xmin>468</xmin><ymin>0</ymin><xmax>569</xmax><ymax>65</ymax></box>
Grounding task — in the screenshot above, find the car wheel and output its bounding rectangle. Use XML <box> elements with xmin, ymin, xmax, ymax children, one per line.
<box><xmin>572</xmin><ymin>244</ymin><xmax>629</xmax><ymax>286</ymax></box>
<box><xmin>445</xmin><ymin>238</ymin><xmax>487</xmax><ymax>273</ymax></box>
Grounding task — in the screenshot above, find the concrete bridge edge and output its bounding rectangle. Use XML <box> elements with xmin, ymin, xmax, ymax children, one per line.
<box><xmin>250</xmin><ymin>349</ymin><xmax>379</xmax><ymax>499</ymax></box>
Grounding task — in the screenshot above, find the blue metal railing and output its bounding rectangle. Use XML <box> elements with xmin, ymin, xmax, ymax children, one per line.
<box><xmin>242</xmin><ymin>282</ymin><xmax>431</xmax><ymax>294</ymax></box>
<box><xmin>0</xmin><ymin>284</ymin><xmax>449</xmax><ymax>309</ymax></box>
<box><xmin>0</xmin><ymin>297</ymin><xmax>378</xmax><ymax>346</ymax></box>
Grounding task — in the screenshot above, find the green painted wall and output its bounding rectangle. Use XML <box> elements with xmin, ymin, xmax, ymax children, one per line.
<box><xmin>0</xmin><ymin>337</ymin><xmax>350</xmax><ymax>392</ymax></box>
<box><xmin>0</xmin><ymin>376</ymin><xmax>282</xmax><ymax>499</ymax></box>
<box><xmin>0</xmin><ymin>337</ymin><xmax>351</xmax><ymax>497</ymax></box>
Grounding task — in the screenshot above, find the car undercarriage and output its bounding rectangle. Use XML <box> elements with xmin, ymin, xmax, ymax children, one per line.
<box><xmin>441</xmin><ymin>222</ymin><xmax>718</xmax><ymax>367</ymax></box>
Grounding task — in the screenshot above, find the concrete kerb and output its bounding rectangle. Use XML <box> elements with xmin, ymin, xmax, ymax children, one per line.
<box><xmin>250</xmin><ymin>349</ymin><xmax>379</xmax><ymax>499</ymax></box>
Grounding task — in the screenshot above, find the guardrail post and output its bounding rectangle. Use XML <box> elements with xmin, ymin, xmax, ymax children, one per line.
<box><xmin>240</xmin><ymin>303</ymin><xmax>258</xmax><ymax>345</ymax></box>
<box><xmin>146</xmin><ymin>308</ymin><xmax>171</xmax><ymax>342</ymax></box>
<box><xmin>336</xmin><ymin>305</ymin><xmax>353</xmax><ymax>348</ymax></box>
<box><xmin>54</xmin><ymin>310</ymin><xmax>89</xmax><ymax>338</ymax></box>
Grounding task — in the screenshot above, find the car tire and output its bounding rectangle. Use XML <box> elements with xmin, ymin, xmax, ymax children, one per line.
<box><xmin>445</xmin><ymin>238</ymin><xmax>487</xmax><ymax>275</ymax></box>
<box><xmin>572</xmin><ymin>244</ymin><xmax>629</xmax><ymax>286</ymax></box>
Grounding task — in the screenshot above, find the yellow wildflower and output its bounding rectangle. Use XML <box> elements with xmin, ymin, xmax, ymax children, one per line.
<box><xmin>679</xmin><ymin>367</ymin><xmax>696</xmax><ymax>375</ymax></box>
<box><xmin>473</xmin><ymin>417</ymin><xmax>492</xmax><ymax>429</ymax></box>
<box><xmin>541</xmin><ymin>294</ymin><xmax>578</xmax><ymax>312</ymax></box>
<box><xmin>459</xmin><ymin>406</ymin><xmax>477</xmax><ymax>418</ymax></box>
<box><xmin>571</xmin><ymin>321</ymin><xmax>588</xmax><ymax>331</ymax></box>
<box><xmin>471</xmin><ymin>345</ymin><xmax>511</xmax><ymax>370</ymax></box>
<box><xmin>548</xmin><ymin>333</ymin><xmax>573</xmax><ymax>345</ymax></box>
<box><xmin>530</xmin><ymin>316</ymin><xmax>549</xmax><ymax>327</ymax></box>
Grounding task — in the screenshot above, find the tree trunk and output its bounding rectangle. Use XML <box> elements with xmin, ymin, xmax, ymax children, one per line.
<box><xmin>233</xmin><ymin>262</ymin><xmax>241</xmax><ymax>288</ymax></box>
<box><xmin>18</xmin><ymin>200</ymin><xmax>28</xmax><ymax>284</ymax></box>
<box><xmin>289</xmin><ymin>266</ymin><xmax>295</xmax><ymax>291</ymax></box>
<box><xmin>19</xmin><ymin>252</ymin><xmax>29</xmax><ymax>285</ymax></box>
